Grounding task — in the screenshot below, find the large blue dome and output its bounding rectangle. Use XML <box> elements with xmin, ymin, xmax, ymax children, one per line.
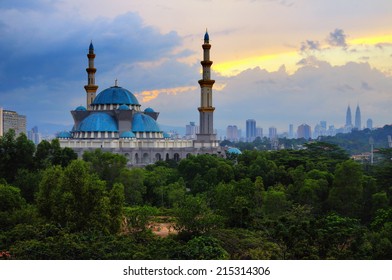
<box><xmin>132</xmin><ymin>113</ymin><xmax>161</xmax><ymax>132</ymax></box>
<box><xmin>77</xmin><ymin>113</ymin><xmax>118</xmax><ymax>132</ymax></box>
<box><xmin>92</xmin><ymin>86</ymin><xmax>140</xmax><ymax>106</ymax></box>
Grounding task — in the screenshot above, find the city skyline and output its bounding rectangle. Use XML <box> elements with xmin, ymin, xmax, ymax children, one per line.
<box><xmin>0</xmin><ymin>1</ymin><xmax>392</xmax><ymax>135</ymax></box>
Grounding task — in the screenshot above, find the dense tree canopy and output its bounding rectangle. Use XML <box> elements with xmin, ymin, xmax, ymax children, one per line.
<box><xmin>1</xmin><ymin>127</ymin><xmax>392</xmax><ymax>260</ymax></box>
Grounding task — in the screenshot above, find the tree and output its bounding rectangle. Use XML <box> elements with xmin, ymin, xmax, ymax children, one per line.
<box><xmin>109</xmin><ymin>183</ymin><xmax>125</xmax><ymax>233</ymax></box>
<box><xmin>0</xmin><ymin>130</ymin><xmax>35</xmax><ymax>183</ymax></box>
<box><xmin>116</xmin><ymin>168</ymin><xmax>146</xmax><ymax>206</ymax></box>
<box><xmin>82</xmin><ymin>149</ymin><xmax>127</xmax><ymax>187</ymax></box>
<box><xmin>328</xmin><ymin>160</ymin><xmax>363</xmax><ymax>217</ymax></box>
<box><xmin>174</xmin><ymin>195</ymin><xmax>223</xmax><ymax>235</ymax></box>
<box><xmin>36</xmin><ymin>160</ymin><xmax>117</xmax><ymax>233</ymax></box>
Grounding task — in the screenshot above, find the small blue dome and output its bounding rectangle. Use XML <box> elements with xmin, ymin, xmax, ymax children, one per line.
<box><xmin>227</xmin><ymin>147</ymin><xmax>242</xmax><ymax>155</ymax></box>
<box><xmin>57</xmin><ymin>131</ymin><xmax>72</xmax><ymax>138</ymax></box>
<box><xmin>144</xmin><ymin>107</ymin><xmax>155</xmax><ymax>113</ymax></box>
<box><xmin>120</xmin><ymin>131</ymin><xmax>136</xmax><ymax>138</ymax></box>
<box><xmin>75</xmin><ymin>106</ymin><xmax>87</xmax><ymax>111</ymax></box>
<box><xmin>132</xmin><ymin>113</ymin><xmax>161</xmax><ymax>132</ymax></box>
<box><xmin>163</xmin><ymin>132</ymin><xmax>170</xmax><ymax>138</ymax></box>
<box><xmin>77</xmin><ymin>113</ymin><xmax>118</xmax><ymax>132</ymax></box>
<box><xmin>118</xmin><ymin>104</ymin><xmax>130</xmax><ymax>110</ymax></box>
<box><xmin>92</xmin><ymin>86</ymin><xmax>140</xmax><ymax>106</ymax></box>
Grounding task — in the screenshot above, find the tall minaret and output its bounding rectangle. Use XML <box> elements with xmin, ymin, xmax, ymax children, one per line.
<box><xmin>84</xmin><ymin>41</ymin><xmax>99</xmax><ymax>109</ymax></box>
<box><xmin>196</xmin><ymin>30</ymin><xmax>216</xmax><ymax>143</ymax></box>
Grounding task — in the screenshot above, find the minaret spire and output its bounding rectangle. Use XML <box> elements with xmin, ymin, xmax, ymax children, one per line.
<box><xmin>196</xmin><ymin>30</ymin><xmax>217</xmax><ymax>145</ymax></box>
<box><xmin>84</xmin><ymin>41</ymin><xmax>99</xmax><ymax>110</ymax></box>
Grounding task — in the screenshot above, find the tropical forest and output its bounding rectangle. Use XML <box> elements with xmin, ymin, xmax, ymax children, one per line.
<box><xmin>1</xmin><ymin>128</ymin><xmax>392</xmax><ymax>260</ymax></box>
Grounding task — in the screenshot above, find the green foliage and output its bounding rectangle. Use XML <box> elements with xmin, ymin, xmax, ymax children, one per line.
<box><xmin>0</xmin><ymin>130</ymin><xmax>36</xmax><ymax>183</ymax></box>
<box><xmin>116</xmin><ymin>168</ymin><xmax>146</xmax><ymax>206</ymax></box>
<box><xmin>82</xmin><ymin>149</ymin><xmax>127</xmax><ymax>186</ymax></box>
<box><xmin>36</xmin><ymin>160</ymin><xmax>123</xmax><ymax>234</ymax></box>
<box><xmin>183</xmin><ymin>235</ymin><xmax>229</xmax><ymax>260</ymax></box>
<box><xmin>174</xmin><ymin>194</ymin><xmax>223</xmax><ymax>235</ymax></box>
<box><xmin>328</xmin><ymin>160</ymin><xmax>364</xmax><ymax>217</ymax></box>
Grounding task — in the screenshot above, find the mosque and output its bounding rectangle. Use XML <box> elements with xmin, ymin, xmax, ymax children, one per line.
<box><xmin>58</xmin><ymin>31</ymin><xmax>222</xmax><ymax>165</ymax></box>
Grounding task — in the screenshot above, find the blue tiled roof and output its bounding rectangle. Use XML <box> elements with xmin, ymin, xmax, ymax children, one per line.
<box><xmin>120</xmin><ymin>131</ymin><xmax>136</xmax><ymax>138</ymax></box>
<box><xmin>75</xmin><ymin>105</ymin><xmax>87</xmax><ymax>111</ymax></box>
<box><xmin>118</xmin><ymin>104</ymin><xmax>130</xmax><ymax>110</ymax></box>
<box><xmin>89</xmin><ymin>41</ymin><xmax>94</xmax><ymax>50</ymax></box>
<box><xmin>163</xmin><ymin>132</ymin><xmax>170</xmax><ymax>138</ymax></box>
<box><xmin>132</xmin><ymin>113</ymin><xmax>161</xmax><ymax>132</ymax></box>
<box><xmin>57</xmin><ymin>131</ymin><xmax>72</xmax><ymax>138</ymax></box>
<box><xmin>92</xmin><ymin>86</ymin><xmax>140</xmax><ymax>106</ymax></box>
<box><xmin>227</xmin><ymin>147</ymin><xmax>242</xmax><ymax>155</ymax></box>
<box><xmin>144</xmin><ymin>107</ymin><xmax>155</xmax><ymax>113</ymax></box>
<box><xmin>77</xmin><ymin>113</ymin><xmax>118</xmax><ymax>132</ymax></box>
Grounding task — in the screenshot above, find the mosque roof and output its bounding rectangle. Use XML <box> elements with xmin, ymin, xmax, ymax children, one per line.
<box><xmin>92</xmin><ymin>86</ymin><xmax>140</xmax><ymax>106</ymax></box>
<box><xmin>77</xmin><ymin>112</ymin><xmax>118</xmax><ymax>132</ymax></box>
<box><xmin>120</xmin><ymin>131</ymin><xmax>136</xmax><ymax>138</ymax></box>
<box><xmin>118</xmin><ymin>104</ymin><xmax>130</xmax><ymax>110</ymax></box>
<box><xmin>57</xmin><ymin>131</ymin><xmax>72</xmax><ymax>138</ymax></box>
<box><xmin>227</xmin><ymin>147</ymin><xmax>242</xmax><ymax>155</ymax></box>
<box><xmin>144</xmin><ymin>107</ymin><xmax>155</xmax><ymax>113</ymax></box>
<box><xmin>75</xmin><ymin>105</ymin><xmax>87</xmax><ymax>111</ymax></box>
<box><xmin>132</xmin><ymin>113</ymin><xmax>161</xmax><ymax>132</ymax></box>
<box><xmin>163</xmin><ymin>132</ymin><xmax>171</xmax><ymax>138</ymax></box>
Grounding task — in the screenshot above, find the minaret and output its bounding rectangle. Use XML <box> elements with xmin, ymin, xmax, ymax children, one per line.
<box><xmin>84</xmin><ymin>41</ymin><xmax>99</xmax><ymax>109</ymax></box>
<box><xmin>196</xmin><ymin>30</ymin><xmax>216</xmax><ymax>143</ymax></box>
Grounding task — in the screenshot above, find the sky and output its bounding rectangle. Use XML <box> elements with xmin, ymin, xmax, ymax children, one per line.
<box><xmin>1</xmin><ymin>0</ymin><xmax>392</xmax><ymax>136</ymax></box>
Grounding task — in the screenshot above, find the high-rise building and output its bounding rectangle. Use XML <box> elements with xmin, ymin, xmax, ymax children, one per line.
<box><xmin>288</xmin><ymin>124</ymin><xmax>294</xmax><ymax>139</ymax></box>
<box><xmin>0</xmin><ymin>108</ymin><xmax>26</xmax><ymax>137</ymax></box>
<box><xmin>345</xmin><ymin>105</ymin><xmax>352</xmax><ymax>130</ymax></box>
<box><xmin>256</xmin><ymin>127</ymin><xmax>263</xmax><ymax>139</ymax></box>
<box><xmin>226</xmin><ymin>125</ymin><xmax>239</xmax><ymax>142</ymax></box>
<box><xmin>354</xmin><ymin>105</ymin><xmax>361</xmax><ymax>130</ymax></box>
<box><xmin>269</xmin><ymin>126</ymin><xmax>277</xmax><ymax>140</ymax></box>
<box><xmin>367</xmin><ymin>118</ymin><xmax>373</xmax><ymax>130</ymax></box>
<box><xmin>297</xmin><ymin>123</ymin><xmax>312</xmax><ymax>139</ymax></box>
<box><xmin>185</xmin><ymin>122</ymin><xmax>199</xmax><ymax>139</ymax></box>
<box><xmin>246</xmin><ymin>119</ymin><xmax>256</xmax><ymax>142</ymax></box>
<box><xmin>28</xmin><ymin>126</ymin><xmax>42</xmax><ymax>145</ymax></box>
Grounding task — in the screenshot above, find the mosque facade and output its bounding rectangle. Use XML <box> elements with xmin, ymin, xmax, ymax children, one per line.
<box><xmin>58</xmin><ymin>31</ymin><xmax>222</xmax><ymax>165</ymax></box>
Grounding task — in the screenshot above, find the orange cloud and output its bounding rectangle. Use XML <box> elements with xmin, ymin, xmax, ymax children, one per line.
<box><xmin>137</xmin><ymin>86</ymin><xmax>198</xmax><ymax>102</ymax></box>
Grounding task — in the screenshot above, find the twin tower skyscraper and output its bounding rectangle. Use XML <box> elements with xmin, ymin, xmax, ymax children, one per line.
<box><xmin>345</xmin><ymin>105</ymin><xmax>361</xmax><ymax>130</ymax></box>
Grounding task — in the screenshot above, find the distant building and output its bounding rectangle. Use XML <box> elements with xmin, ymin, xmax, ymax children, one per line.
<box><xmin>314</xmin><ymin>121</ymin><xmax>327</xmax><ymax>138</ymax></box>
<box><xmin>367</xmin><ymin>118</ymin><xmax>373</xmax><ymax>130</ymax></box>
<box><xmin>0</xmin><ymin>108</ymin><xmax>26</xmax><ymax>137</ymax></box>
<box><xmin>226</xmin><ymin>125</ymin><xmax>239</xmax><ymax>142</ymax></box>
<box><xmin>297</xmin><ymin>123</ymin><xmax>312</xmax><ymax>139</ymax></box>
<box><xmin>246</xmin><ymin>119</ymin><xmax>256</xmax><ymax>142</ymax></box>
<box><xmin>288</xmin><ymin>124</ymin><xmax>294</xmax><ymax>139</ymax></box>
<box><xmin>185</xmin><ymin>122</ymin><xmax>199</xmax><ymax>139</ymax></box>
<box><xmin>256</xmin><ymin>127</ymin><xmax>263</xmax><ymax>139</ymax></box>
<box><xmin>269</xmin><ymin>126</ymin><xmax>277</xmax><ymax>140</ymax></box>
<box><xmin>345</xmin><ymin>105</ymin><xmax>352</xmax><ymax>132</ymax></box>
<box><xmin>28</xmin><ymin>126</ymin><xmax>42</xmax><ymax>145</ymax></box>
<box><xmin>354</xmin><ymin>105</ymin><xmax>361</xmax><ymax>130</ymax></box>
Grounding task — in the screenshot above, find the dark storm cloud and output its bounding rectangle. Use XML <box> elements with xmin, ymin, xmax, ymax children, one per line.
<box><xmin>0</xmin><ymin>4</ymin><xmax>187</xmax><ymax>130</ymax></box>
<box><xmin>327</xmin><ymin>28</ymin><xmax>347</xmax><ymax>48</ymax></box>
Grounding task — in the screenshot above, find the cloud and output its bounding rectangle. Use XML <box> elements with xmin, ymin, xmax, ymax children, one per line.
<box><xmin>212</xmin><ymin>60</ymin><xmax>392</xmax><ymax>131</ymax></box>
<box><xmin>327</xmin><ymin>28</ymin><xmax>348</xmax><ymax>48</ymax></box>
<box><xmin>300</xmin><ymin>40</ymin><xmax>321</xmax><ymax>53</ymax></box>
